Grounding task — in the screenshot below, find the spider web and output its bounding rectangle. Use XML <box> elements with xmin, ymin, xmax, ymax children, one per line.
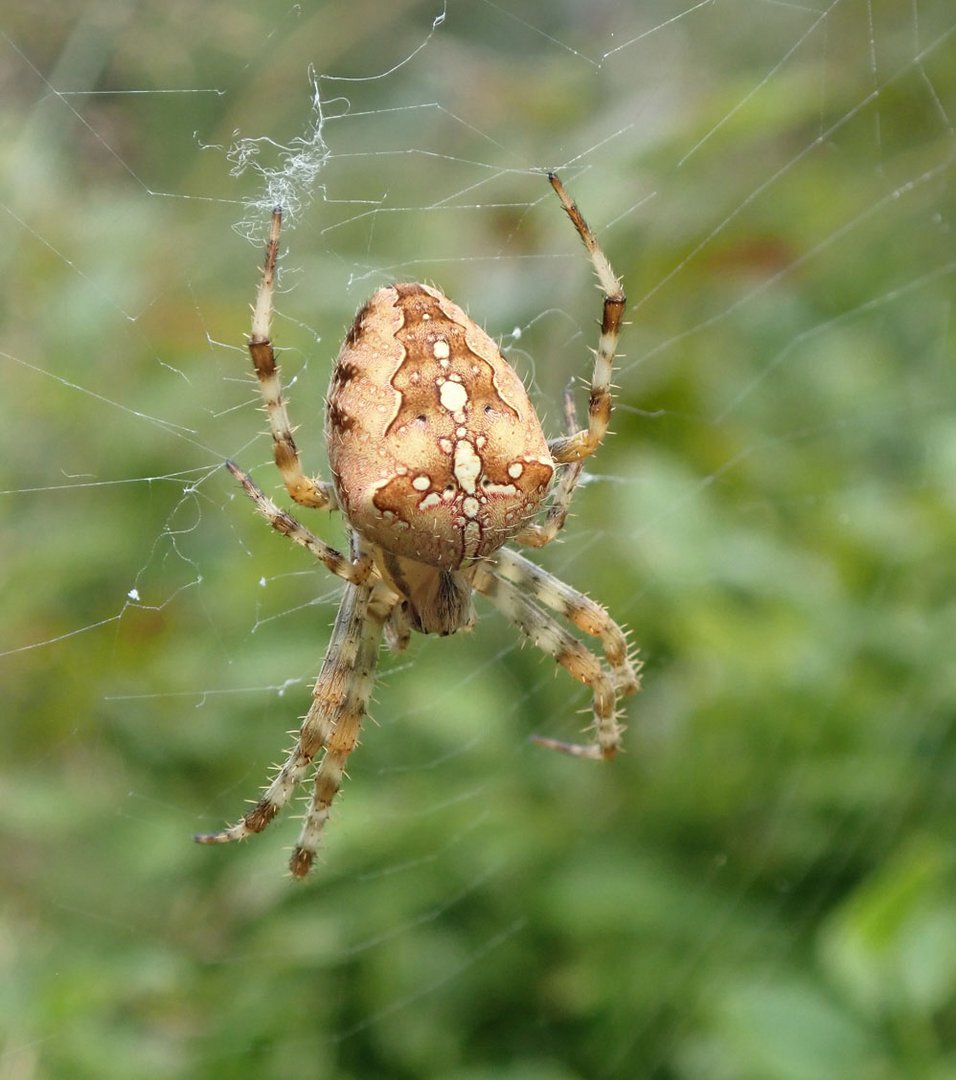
<box><xmin>2</xmin><ymin>1</ymin><xmax>955</xmax><ymax>1076</ymax></box>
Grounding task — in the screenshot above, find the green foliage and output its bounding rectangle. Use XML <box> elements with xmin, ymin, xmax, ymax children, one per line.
<box><xmin>1</xmin><ymin>2</ymin><xmax>955</xmax><ymax>1077</ymax></box>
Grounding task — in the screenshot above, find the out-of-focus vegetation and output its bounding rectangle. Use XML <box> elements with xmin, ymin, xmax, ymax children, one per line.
<box><xmin>2</xmin><ymin>2</ymin><xmax>955</xmax><ymax>1077</ymax></box>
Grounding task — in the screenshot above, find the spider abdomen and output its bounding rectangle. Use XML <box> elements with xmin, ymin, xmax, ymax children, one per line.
<box><xmin>327</xmin><ymin>282</ymin><xmax>554</xmax><ymax>571</ymax></box>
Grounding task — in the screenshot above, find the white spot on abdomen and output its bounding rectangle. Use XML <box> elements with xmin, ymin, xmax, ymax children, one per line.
<box><xmin>462</xmin><ymin>520</ymin><xmax>482</xmax><ymax>556</ymax></box>
<box><xmin>453</xmin><ymin>440</ymin><xmax>481</xmax><ymax>495</ymax></box>
<box><xmin>439</xmin><ymin>379</ymin><xmax>469</xmax><ymax>413</ymax></box>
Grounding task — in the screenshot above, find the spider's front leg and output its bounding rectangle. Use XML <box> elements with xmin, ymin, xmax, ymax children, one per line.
<box><xmin>195</xmin><ymin>574</ymin><xmax>388</xmax><ymax>878</ymax></box>
<box><xmin>472</xmin><ymin>558</ymin><xmax>636</xmax><ymax>760</ymax></box>
<box><xmin>493</xmin><ymin>547</ymin><xmax>640</xmax><ymax>701</ymax></box>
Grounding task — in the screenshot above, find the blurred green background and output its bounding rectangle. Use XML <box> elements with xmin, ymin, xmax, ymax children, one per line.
<box><xmin>2</xmin><ymin>1</ymin><xmax>955</xmax><ymax>1077</ymax></box>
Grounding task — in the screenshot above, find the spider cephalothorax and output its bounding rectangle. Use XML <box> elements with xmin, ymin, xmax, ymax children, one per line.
<box><xmin>196</xmin><ymin>174</ymin><xmax>640</xmax><ymax>878</ymax></box>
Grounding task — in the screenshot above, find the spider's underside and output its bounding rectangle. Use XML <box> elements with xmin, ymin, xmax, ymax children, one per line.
<box><xmin>195</xmin><ymin>174</ymin><xmax>641</xmax><ymax>878</ymax></box>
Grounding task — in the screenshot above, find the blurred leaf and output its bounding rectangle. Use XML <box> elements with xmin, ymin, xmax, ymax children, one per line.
<box><xmin>820</xmin><ymin>837</ymin><xmax>956</xmax><ymax>1017</ymax></box>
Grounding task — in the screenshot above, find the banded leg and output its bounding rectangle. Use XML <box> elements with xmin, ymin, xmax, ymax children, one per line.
<box><xmin>492</xmin><ymin>546</ymin><xmax>641</xmax><ymax>698</ymax></box>
<box><xmin>515</xmin><ymin>387</ymin><xmax>584</xmax><ymax>549</ymax></box>
<box><xmin>545</xmin><ymin>173</ymin><xmax>626</xmax><ymax>466</ymax></box>
<box><xmin>226</xmin><ymin>461</ymin><xmax>373</xmax><ymax>585</ymax></box>
<box><xmin>195</xmin><ymin>576</ymin><xmax>386</xmax><ymax>878</ymax></box>
<box><xmin>472</xmin><ymin>561</ymin><xmax>626</xmax><ymax>760</ymax></box>
<box><xmin>247</xmin><ymin>208</ymin><xmax>334</xmax><ymax>508</ymax></box>
<box><xmin>289</xmin><ymin>580</ymin><xmax>386</xmax><ymax>877</ymax></box>
<box><xmin>382</xmin><ymin>600</ymin><xmax>413</xmax><ymax>654</ymax></box>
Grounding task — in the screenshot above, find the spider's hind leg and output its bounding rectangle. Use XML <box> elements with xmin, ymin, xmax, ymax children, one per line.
<box><xmin>246</xmin><ymin>207</ymin><xmax>333</xmax><ymax>510</ymax></box>
<box><xmin>545</xmin><ymin>173</ymin><xmax>626</xmax><ymax>467</ymax></box>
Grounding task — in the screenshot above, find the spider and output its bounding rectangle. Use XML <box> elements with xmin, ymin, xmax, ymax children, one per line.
<box><xmin>196</xmin><ymin>173</ymin><xmax>641</xmax><ymax>877</ymax></box>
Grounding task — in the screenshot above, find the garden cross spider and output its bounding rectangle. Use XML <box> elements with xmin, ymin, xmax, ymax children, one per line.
<box><xmin>196</xmin><ymin>173</ymin><xmax>641</xmax><ymax>877</ymax></box>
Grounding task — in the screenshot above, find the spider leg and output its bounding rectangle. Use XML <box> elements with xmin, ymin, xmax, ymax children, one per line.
<box><xmin>491</xmin><ymin>546</ymin><xmax>641</xmax><ymax>698</ymax></box>
<box><xmin>289</xmin><ymin>580</ymin><xmax>386</xmax><ymax>877</ymax></box>
<box><xmin>226</xmin><ymin>460</ymin><xmax>373</xmax><ymax>585</ymax></box>
<box><xmin>472</xmin><ymin>559</ymin><xmax>628</xmax><ymax>760</ymax></box>
<box><xmin>382</xmin><ymin>600</ymin><xmax>413</xmax><ymax>654</ymax></box>
<box><xmin>515</xmin><ymin>386</ymin><xmax>584</xmax><ymax>549</ymax></box>
<box><xmin>195</xmin><ymin>576</ymin><xmax>386</xmax><ymax>878</ymax></box>
<box><xmin>247</xmin><ymin>208</ymin><xmax>335</xmax><ymax>509</ymax></box>
<box><xmin>545</xmin><ymin>173</ymin><xmax>626</xmax><ymax>467</ymax></box>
